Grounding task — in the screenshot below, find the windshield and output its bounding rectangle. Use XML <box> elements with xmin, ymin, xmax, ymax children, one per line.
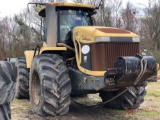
<box><xmin>59</xmin><ymin>9</ymin><xmax>92</xmax><ymax>41</ymax></box>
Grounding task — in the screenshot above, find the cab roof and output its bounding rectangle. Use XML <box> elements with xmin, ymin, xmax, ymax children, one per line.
<box><xmin>38</xmin><ymin>2</ymin><xmax>95</xmax><ymax>17</ymax></box>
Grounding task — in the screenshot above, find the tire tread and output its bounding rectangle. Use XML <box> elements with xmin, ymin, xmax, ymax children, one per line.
<box><xmin>99</xmin><ymin>85</ymin><xmax>146</xmax><ymax>109</ymax></box>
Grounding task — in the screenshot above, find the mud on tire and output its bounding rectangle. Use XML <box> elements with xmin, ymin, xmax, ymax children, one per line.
<box><xmin>30</xmin><ymin>54</ymin><xmax>71</xmax><ymax>116</ymax></box>
<box><xmin>99</xmin><ymin>85</ymin><xmax>146</xmax><ymax>109</ymax></box>
<box><xmin>15</xmin><ymin>58</ymin><xmax>29</xmax><ymax>99</ymax></box>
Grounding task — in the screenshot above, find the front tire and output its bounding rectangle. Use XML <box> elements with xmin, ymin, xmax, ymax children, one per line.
<box><xmin>29</xmin><ymin>54</ymin><xmax>71</xmax><ymax>116</ymax></box>
<box><xmin>99</xmin><ymin>85</ymin><xmax>146</xmax><ymax>109</ymax></box>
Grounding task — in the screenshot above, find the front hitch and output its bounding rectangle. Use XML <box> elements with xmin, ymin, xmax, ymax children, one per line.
<box><xmin>104</xmin><ymin>54</ymin><xmax>156</xmax><ymax>89</ymax></box>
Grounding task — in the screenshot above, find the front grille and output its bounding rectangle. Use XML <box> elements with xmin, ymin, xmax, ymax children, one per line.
<box><xmin>91</xmin><ymin>42</ymin><xmax>140</xmax><ymax>71</ymax></box>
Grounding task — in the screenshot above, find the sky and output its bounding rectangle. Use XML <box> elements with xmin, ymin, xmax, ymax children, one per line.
<box><xmin>0</xmin><ymin>0</ymin><xmax>30</xmax><ymax>17</ymax></box>
<box><xmin>0</xmin><ymin>0</ymin><xmax>148</xmax><ymax>17</ymax></box>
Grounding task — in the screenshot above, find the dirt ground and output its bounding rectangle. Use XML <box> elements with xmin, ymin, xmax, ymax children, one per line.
<box><xmin>11</xmin><ymin>81</ymin><xmax>160</xmax><ymax>120</ymax></box>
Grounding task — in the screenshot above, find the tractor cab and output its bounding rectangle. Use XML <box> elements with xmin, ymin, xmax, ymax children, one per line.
<box><xmin>38</xmin><ymin>3</ymin><xmax>95</xmax><ymax>47</ymax></box>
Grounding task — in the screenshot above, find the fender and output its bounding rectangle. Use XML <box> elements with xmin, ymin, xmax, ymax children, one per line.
<box><xmin>24</xmin><ymin>43</ymin><xmax>67</xmax><ymax>68</ymax></box>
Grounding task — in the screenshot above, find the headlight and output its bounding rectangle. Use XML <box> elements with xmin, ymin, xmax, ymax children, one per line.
<box><xmin>82</xmin><ymin>45</ymin><xmax>90</xmax><ymax>54</ymax></box>
<box><xmin>94</xmin><ymin>37</ymin><xmax>110</xmax><ymax>42</ymax></box>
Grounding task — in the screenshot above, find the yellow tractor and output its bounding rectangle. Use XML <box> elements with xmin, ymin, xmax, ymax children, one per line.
<box><xmin>15</xmin><ymin>2</ymin><xmax>156</xmax><ymax>117</ymax></box>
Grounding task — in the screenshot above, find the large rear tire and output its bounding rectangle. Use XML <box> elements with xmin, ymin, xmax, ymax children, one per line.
<box><xmin>0</xmin><ymin>103</ymin><xmax>11</xmax><ymax>120</ymax></box>
<box><xmin>0</xmin><ymin>61</ymin><xmax>16</xmax><ymax>104</ymax></box>
<box><xmin>30</xmin><ymin>54</ymin><xmax>71</xmax><ymax>116</ymax></box>
<box><xmin>0</xmin><ymin>61</ymin><xmax>16</xmax><ymax>120</ymax></box>
<box><xmin>99</xmin><ymin>85</ymin><xmax>146</xmax><ymax>109</ymax></box>
<box><xmin>15</xmin><ymin>58</ymin><xmax>29</xmax><ymax>99</ymax></box>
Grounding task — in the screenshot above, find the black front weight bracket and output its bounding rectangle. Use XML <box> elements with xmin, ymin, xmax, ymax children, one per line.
<box><xmin>104</xmin><ymin>54</ymin><xmax>156</xmax><ymax>89</ymax></box>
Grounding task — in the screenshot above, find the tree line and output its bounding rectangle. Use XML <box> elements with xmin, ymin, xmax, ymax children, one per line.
<box><xmin>0</xmin><ymin>0</ymin><xmax>160</xmax><ymax>62</ymax></box>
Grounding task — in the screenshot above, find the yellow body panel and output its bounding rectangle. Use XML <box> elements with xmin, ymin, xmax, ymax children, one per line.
<box><xmin>157</xmin><ymin>63</ymin><xmax>160</xmax><ymax>77</ymax></box>
<box><xmin>24</xmin><ymin>50</ymin><xmax>35</xmax><ymax>68</ymax></box>
<box><xmin>25</xmin><ymin>42</ymin><xmax>67</xmax><ymax>68</ymax></box>
<box><xmin>78</xmin><ymin>65</ymin><xmax>106</xmax><ymax>76</ymax></box>
<box><xmin>73</xmin><ymin>26</ymin><xmax>138</xmax><ymax>43</ymax></box>
<box><xmin>40</xmin><ymin>47</ymin><xmax>67</xmax><ymax>54</ymax></box>
<box><xmin>39</xmin><ymin>2</ymin><xmax>95</xmax><ymax>12</ymax></box>
<box><xmin>51</xmin><ymin>2</ymin><xmax>95</xmax><ymax>8</ymax></box>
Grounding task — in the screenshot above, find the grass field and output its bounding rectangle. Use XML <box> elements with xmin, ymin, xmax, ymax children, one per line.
<box><xmin>11</xmin><ymin>81</ymin><xmax>160</xmax><ymax>120</ymax></box>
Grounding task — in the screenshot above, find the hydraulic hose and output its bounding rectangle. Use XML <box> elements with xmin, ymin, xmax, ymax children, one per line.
<box><xmin>71</xmin><ymin>88</ymin><xmax>129</xmax><ymax>107</ymax></box>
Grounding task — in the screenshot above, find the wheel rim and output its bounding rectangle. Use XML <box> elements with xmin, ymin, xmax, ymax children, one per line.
<box><xmin>31</xmin><ymin>71</ymin><xmax>41</xmax><ymax>106</ymax></box>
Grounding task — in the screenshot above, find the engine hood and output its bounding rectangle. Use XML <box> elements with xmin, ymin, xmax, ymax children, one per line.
<box><xmin>73</xmin><ymin>26</ymin><xmax>139</xmax><ymax>43</ymax></box>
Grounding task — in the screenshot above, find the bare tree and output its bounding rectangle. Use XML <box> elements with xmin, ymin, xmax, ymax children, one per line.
<box><xmin>108</xmin><ymin>0</ymin><xmax>123</xmax><ymax>28</ymax></box>
<box><xmin>121</xmin><ymin>2</ymin><xmax>138</xmax><ymax>32</ymax></box>
<box><xmin>0</xmin><ymin>17</ymin><xmax>8</xmax><ymax>59</ymax></box>
<box><xmin>142</xmin><ymin>0</ymin><xmax>160</xmax><ymax>51</ymax></box>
